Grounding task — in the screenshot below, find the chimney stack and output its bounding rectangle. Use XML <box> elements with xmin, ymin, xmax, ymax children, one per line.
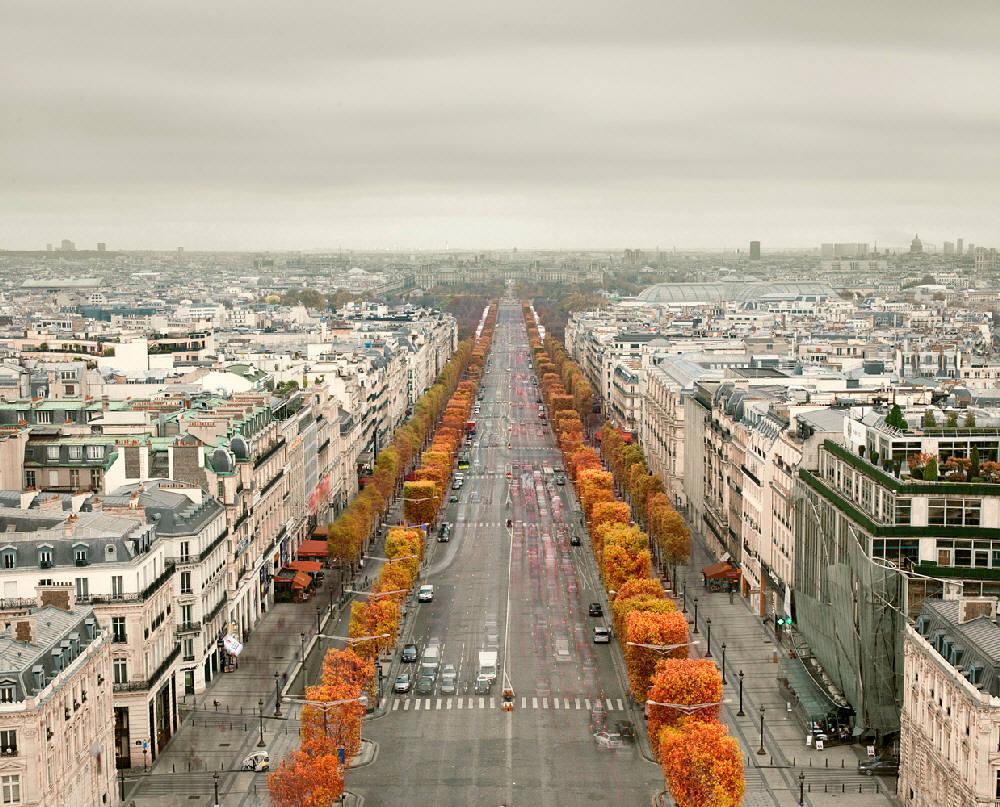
<box><xmin>63</xmin><ymin>513</ymin><xmax>78</xmax><ymax>537</ymax></box>
<box><xmin>15</xmin><ymin>619</ymin><xmax>32</xmax><ymax>643</ymax></box>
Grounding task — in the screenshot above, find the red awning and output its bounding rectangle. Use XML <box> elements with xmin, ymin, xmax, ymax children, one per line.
<box><xmin>297</xmin><ymin>539</ymin><xmax>328</xmax><ymax>558</ymax></box>
<box><xmin>291</xmin><ymin>572</ymin><xmax>312</xmax><ymax>590</ymax></box>
<box><xmin>287</xmin><ymin>560</ymin><xmax>322</xmax><ymax>574</ymax></box>
<box><xmin>702</xmin><ymin>561</ymin><xmax>741</xmax><ymax>581</ymax></box>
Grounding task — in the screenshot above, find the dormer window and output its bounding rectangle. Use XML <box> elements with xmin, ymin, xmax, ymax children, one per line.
<box><xmin>0</xmin><ymin>683</ymin><xmax>15</xmax><ymax>703</ymax></box>
<box><xmin>1</xmin><ymin>549</ymin><xmax>14</xmax><ymax>570</ymax></box>
<box><xmin>39</xmin><ymin>548</ymin><xmax>53</xmax><ymax>569</ymax></box>
<box><xmin>68</xmin><ymin>445</ymin><xmax>82</xmax><ymax>460</ymax></box>
<box><xmin>74</xmin><ymin>545</ymin><xmax>88</xmax><ymax>566</ymax></box>
<box><xmin>86</xmin><ymin>445</ymin><xmax>104</xmax><ymax>460</ymax></box>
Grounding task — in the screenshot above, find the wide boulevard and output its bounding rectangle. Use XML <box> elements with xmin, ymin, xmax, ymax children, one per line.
<box><xmin>351</xmin><ymin>299</ymin><xmax>662</xmax><ymax>805</ymax></box>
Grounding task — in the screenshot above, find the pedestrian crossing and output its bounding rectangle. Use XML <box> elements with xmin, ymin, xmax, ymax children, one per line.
<box><xmin>391</xmin><ymin>694</ymin><xmax>628</xmax><ymax>713</ymax></box>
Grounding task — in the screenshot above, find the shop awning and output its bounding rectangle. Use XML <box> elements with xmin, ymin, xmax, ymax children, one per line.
<box><xmin>297</xmin><ymin>539</ymin><xmax>328</xmax><ymax>558</ymax></box>
<box><xmin>287</xmin><ymin>560</ymin><xmax>322</xmax><ymax>574</ymax></box>
<box><xmin>291</xmin><ymin>572</ymin><xmax>312</xmax><ymax>590</ymax></box>
<box><xmin>702</xmin><ymin>561</ymin><xmax>741</xmax><ymax>581</ymax></box>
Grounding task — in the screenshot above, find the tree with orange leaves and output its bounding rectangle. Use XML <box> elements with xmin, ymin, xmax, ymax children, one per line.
<box><xmin>591</xmin><ymin>501</ymin><xmax>631</xmax><ymax>535</ymax></box>
<box><xmin>646</xmin><ymin>658</ymin><xmax>723</xmax><ymax>745</ymax></box>
<box><xmin>659</xmin><ymin>720</ymin><xmax>745</xmax><ymax>807</ymax></box>
<box><xmin>268</xmin><ymin>749</ymin><xmax>344</xmax><ymax>807</ymax></box>
<box><xmin>348</xmin><ymin>597</ymin><xmax>399</xmax><ymax>659</ymax></box>
<box><xmin>300</xmin><ymin>682</ymin><xmax>366</xmax><ymax>757</ymax></box>
<box><xmin>321</xmin><ymin>647</ymin><xmax>372</xmax><ymax>691</ymax></box>
<box><xmin>623</xmin><ymin>610</ymin><xmax>690</xmax><ymax>701</ymax></box>
<box><xmin>602</xmin><ymin>544</ymin><xmax>653</xmax><ymax>592</ymax></box>
<box><xmin>403</xmin><ymin>480</ymin><xmax>439</xmax><ymax>525</ymax></box>
<box><xmin>612</xmin><ymin>593</ymin><xmax>676</xmax><ymax>641</ymax></box>
<box><xmin>374</xmin><ymin>562</ymin><xmax>415</xmax><ymax>598</ymax></box>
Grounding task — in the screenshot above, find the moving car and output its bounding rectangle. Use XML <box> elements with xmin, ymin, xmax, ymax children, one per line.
<box><xmin>474</xmin><ymin>674</ymin><xmax>493</xmax><ymax>694</ymax></box>
<box><xmin>570</xmin><ymin>534</ymin><xmax>581</xmax><ymax>546</ymax></box>
<box><xmin>449</xmin><ymin>493</ymin><xmax>460</xmax><ymax>503</ymax></box>
<box><xmin>415</xmin><ymin>676</ymin><xmax>435</xmax><ymax>695</ymax></box>
<box><xmin>401</xmin><ymin>643</ymin><xmax>418</xmax><ymax>663</ymax></box>
<box><xmin>555</xmin><ymin>475</ymin><xmax>566</xmax><ymax>486</ymax></box>
<box><xmin>241</xmin><ymin>751</ymin><xmax>270</xmax><ymax>771</ymax></box>
<box><xmin>593</xmin><ymin>626</ymin><xmax>611</xmax><ymax>644</ymax></box>
<box><xmin>440</xmin><ymin>672</ymin><xmax>457</xmax><ymax>695</ymax></box>
<box><xmin>588</xmin><ymin>602</ymin><xmax>603</xmax><ymax>617</ymax></box>
<box><xmin>437</xmin><ymin>523</ymin><xmax>452</xmax><ymax>542</ymax></box>
<box><xmin>393</xmin><ymin>673</ymin><xmax>412</xmax><ymax>693</ymax></box>
<box><xmin>451</xmin><ymin>479</ymin><xmax>463</xmax><ymax>490</ymax></box>
<box><xmin>858</xmin><ymin>758</ymin><xmax>899</xmax><ymax>776</ymax></box>
<box><xmin>418</xmin><ymin>584</ymin><xmax>434</xmax><ymax>602</ymax></box>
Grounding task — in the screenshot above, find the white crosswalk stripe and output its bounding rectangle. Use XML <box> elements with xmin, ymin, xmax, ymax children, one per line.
<box><xmin>390</xmin><ymin>693</ymin><xmax>629</xmax><ymax>713</ymax></box>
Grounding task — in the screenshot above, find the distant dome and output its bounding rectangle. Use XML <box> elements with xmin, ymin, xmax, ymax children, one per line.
<box><xmin>230</xmin><ymin>435</ymin><xmax>249</xmax><ymax>461</ymax></box>
<box><xmin>211</xmin><ymin>447</ymin><xmax>234</xmax><ymax>474</ymax></box>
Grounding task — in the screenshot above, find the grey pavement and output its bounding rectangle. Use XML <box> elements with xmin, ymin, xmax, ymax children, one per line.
<box><xmin>673</xmin><ymin>528</ymin><xmax>899</xmax><ymax>807</ymax></box>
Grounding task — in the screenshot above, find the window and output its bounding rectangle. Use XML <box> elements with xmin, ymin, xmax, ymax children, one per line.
<box><xmin>111</xmin><ymin>575</ymin><xmax>123</xmax><ymax>597</ymax></box>
<box><xmin>894</xmin><ymin>498</ymin><xmax>911</xmax><ymax>525</ymax></box>
<box><xmin>180</xmin><ymin>572</ymin><xmax>192</xmax><ymax>595</ymax></box>
<box><xmin>39</xmin><ymin>549</ymin><xmax>52</xmax><ymax>568</ymax></box>
<box><xmin>1</xmin><ymin>553</ymin><xmax>13</xmax><ymax>570</ymax></box>
<box><xmin>68</xmin><ymin>445</ymin><xmax>82</xmax><ymax>460</ymax></box>
<box><xmin>928</xmin><ymin>498</ymin><xmax>981</xmax><ymax>527</ymax></box>
<box><xmin>181</xmin><ymin>605</ymin><xmax>193</xmax><ymax>626</ymax></box>
<box><xmin>86</xmin><ymin>445</ymin><xmax>104</xmax><ymax>460</ymax></box>
<box><xmin>69</xmin><ymin>469</ymin><xmax>80</xmax><ymax>489</ymax></box>
<box><xmin>90</xmin><ymin>469</ymin><xmax>102</xmax><ymax>490</ymax></box>
<box><xmin>23</xmin><ymin>471</ymin><xmax>35</xmax><ymax>489</ymax></box>
<box><xmin>112</xmin><ymin>659</ymin><xmax>127</xmax><ymax>685</ymax></box>
<box><xmin>45</xmin><ymin>445</ymin><xmax>59</xmax><ymax>459</ymax></box>
<box><xmin>111</xmin><ymin>617</ymin><xmax>126</xmax><ymax>643</ymax></box>
<box><xmin>74</xmin><ymin>578</ymin><xmax>88</xmax><ymax>599</ymax></box>
<box><xmin>0</xmin><ymin>730</ymin><xmax>16</xmax><ymax>757</ymax></box>
<box><xmin>37</xmin><ymin>411</ymin><xmax>53</xmax><ymax>425</ymax></box>
<box><xmin>0</xmin><ymin>686</ymin><xmax>13</xmax><ymax>704</ymax></box>
<box><xmin>64</xmin><ymin>385</ymin><xmax>74</xmax><ymax>396</ymax></box>
<box><xmin>182</xmin><ymin>638</ymin><xmax>194</xmax><ymax>661</ymax></box>
<box><xmin>0</xmin><ymin>774</ymin><xmax>20</xmax><ymax>805</ymax></box>
<box><xmin>74</xmin><ymin>547</ymin><xmax>87</xmax><ymax>564</ymax></box>
<box><xmin>179</xmin><ymin>541</ymin><xmax>190</xmax><ymax>562</ymax></box>
<box><xmin>47</xmin><ymin>470</ymin><xmax>59</xmax><ymax>487</ymax></box>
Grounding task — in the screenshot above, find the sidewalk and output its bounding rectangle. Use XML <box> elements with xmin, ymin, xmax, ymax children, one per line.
<box><xmin>675</xmin><ymin>528</ymin><xmax>899</xmax><ymax>807</ymax></box>
<box><xmin>125</xmin><ymin>509</ymin><xmax>397</xmax><ymax>807</ymax></box>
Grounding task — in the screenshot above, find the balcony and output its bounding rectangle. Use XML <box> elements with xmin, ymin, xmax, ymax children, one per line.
<box><xmin>113</xmin><ymin>645</ymin><xmax>180</xmax><ymax>693</ymax></box>
<box><xmin>0</xmin><ymin>598</ymin><xmax>38</xmax><ymax>611</ymax></box>
<box><xmin>176</xmin><ymin>621</ymin><xmax>201</xmax><ymax>635</ymax></box>
<box><xmin>0</xmin><ymin>747</ymin><xmax>17</xmax><ymax>758</ymax></box>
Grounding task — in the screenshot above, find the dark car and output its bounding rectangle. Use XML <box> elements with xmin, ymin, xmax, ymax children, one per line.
<box><xmin>393</xmin><ymin>673</ymin><xmax>412</xmax><ymax>693</ymax></box>
<box><xmin>588</xmin><ymin>602</ymin><xmax>603</xmax><ymax>617</ymax></box>
<box><xmin>437</xmin><ymin>523</ymin><xmax>452</xmax><ymax>543</ymax></box>
<box><xmin>858</xmin><ymin>758</ymin><xmax>899</xmax><ymax>777</ymax></box>
<box><xmin>570</xmin><ymin>534</ymin><xmax>582</xmax><ymax>546</ymax></box>
<box><xmin>401</xmin><ymin>643</ymin><xmax>418</xmax><ymax>663</ymax></box>
<box><xmin>415</xmin><ymin>676</ymin><xmax>435</xmax><ymax>696</ymax></box>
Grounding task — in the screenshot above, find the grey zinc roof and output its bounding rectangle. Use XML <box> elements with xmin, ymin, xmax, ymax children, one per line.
<box><xmin>918</xmin><ymin>599</ymin><xmax>1000</xmax><ymax>697</ymax></box>
<box><xmin>637</xmin><ymin>280</ymin><xmax>836</xmax><ymax>304</ymax></box>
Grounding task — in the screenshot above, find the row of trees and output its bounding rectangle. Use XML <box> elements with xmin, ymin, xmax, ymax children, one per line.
<box><xmin>526</xmin><ymin>303</ymin><xmax>743</xmax><ymax>807</ymax></box>
<box><xmin>402</xmin><ymin>307</ymin><xmax>497</xmax><ymax>527</ymax></box>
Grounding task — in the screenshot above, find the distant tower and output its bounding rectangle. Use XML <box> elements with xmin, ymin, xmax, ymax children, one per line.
<box><xmin>749</xmin><ymin>241</ymin><xmax>761</xmax><ymax>260</ymax></box>
<box><xmin>943</xmin><ymin>241</ymin><xmax>954</xmax><ymax>255</ymax></box>
<box><xmin>957</xmin><ymin>238</ymin><xmax>964</xmax><ymax>256</ymax></box>
<box><xmin>96</xmin><ymin>242</ymin><xmax>106</xmax><ymax>252</ymax></box>
<box><xmin>910</xmin><ymin>234</ymin><xmax>923</xmax><ymax>254</ymax></box>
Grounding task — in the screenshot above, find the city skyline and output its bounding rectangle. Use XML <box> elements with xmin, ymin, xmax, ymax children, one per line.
<box><xmin>3</xmin><ymin>0</ymin><xmax>1000</xmax><ymax>250</ymax></box>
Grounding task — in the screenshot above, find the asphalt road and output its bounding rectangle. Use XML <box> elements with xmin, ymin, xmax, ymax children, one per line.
<box><xmin>351</xmin><ymin>299</ymin><xmax>662</xmax><ymax>806</ymax></box>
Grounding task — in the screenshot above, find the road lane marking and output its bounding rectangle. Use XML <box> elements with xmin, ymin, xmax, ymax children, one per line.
<box><xmin>617</xmin><ymin>699</ymin><xmax>625</xmax><ymax>710</ymax></box>
<box><xmin>520</xmin><ymin>697</ymin><xmax>526</xmax><ymax>709</ymax></box>
<box><xmin>469</xmin><ymin>697</ymin><xmax>475</xmax><ymax>709</ymax></box>
<box><xmin>553</xmin><ymin>698</ymin><xmax>560</xmax><ymax>709</ymax></box>
<box><xmin>392</xmin><ymin>699</ymin><xmax>400</xmax><ymax>711</ymax></box>
<box><xmin>490</xmin><ymin>698</ymin><xmax>496</xmax><ymax>709</ymax></box>
<box><xmin>593</xmin><ymin>699</ymin><xmax>602</xmax><ymax>709</ymax></box>
<box><xmin>436</xmin><ymin>698</ymin><xmax>442</xmax><ymax>710</ymax></box>
<box><xmin>532</xmin><ymin>697</ymin><xmax>538</xmax><ymax>709</ymax></box>
<box><xmin>424</xmin><ymin>699</ymin><xmax>431</xmax><ymax>710</ymax></box>
<box><xmin>542</xmin><ymin>697</ymin><xmax>548</xmax><ymax>709</ymax></box>
<box><xmin>564</xmin><ymin>698</ymin><xmax>571</xmax><ymax>710</ymax></box>
<box><xmin>457</xmin><ymin>698</ymin><xmax>463</xmax><ymax>710</ymax></box>
<box><xmin>575</xmin><ymin>698</ymin><xmax>581</xmax><ymax>710</ymax></box>
<box><xmin>584</xmin><ymin>699</ymin><xmax>591</xmax><ymax>710</ymax></box>
<box><xmin>478</xmin><ymin>697</ymin><xmax>485</xmax><ymax>709</ymax></box>
<box><xmin>403</xmin><ymin>699</ymin><xmax>410</xmax><ymax>711</ymax></box>
<box><xmin>414</xmin><ymin>699</ymin><xmax>421</xmax><ymax>711</ymax></box>
<box><xmin>446</xmin><ymin>698</ymin><xmax>452</xmax><ymax>709</ymax></box>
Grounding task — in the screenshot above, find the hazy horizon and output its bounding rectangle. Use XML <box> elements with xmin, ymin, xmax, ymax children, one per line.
<box><xmin>4</xmin><ymin>0</ymin><xmax>1000</xmax><ymax>251</ymax></box>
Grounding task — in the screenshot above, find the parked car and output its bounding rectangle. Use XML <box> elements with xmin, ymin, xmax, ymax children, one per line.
<box><xmin>593</xmin><ymin>626</ymin><xmax>611</xmax><ymax>644</ymax></box>
<box><xmin>858</xmin><ymin>758</ymin><xmax>899</xmax><ymax>776</ymax></box>
<box><xmin>401</xmin><ymin>643</ymin><xmax>418</xmax><ymax>663</ymax></box>
<box><xmin>570</xmin><ymin>534</ymin><xmax>581</xmax><ymax>546</ymax></box>
<box><xmin>393</xmin><ymin>673</ymin><xmax>412</xmax><ymax>693</ymax></box>
<box><xmin>415</xmin><ymin>675</ymin><xmax>435</xmax><ymax>695</ymax></box>
<box><xmin>418</xmin><ymin>585</ymin><xmax>434</xmax><ymax>602</ymax></box>
<box><xmin>588</xmin><ymin>602</ymin><xmax>603</xmax><ymax>617</ymax></box>
<box><xmin>241</xmin><ymin>751</ymin><xmax>270</xmax><ymax>771</ymax></box>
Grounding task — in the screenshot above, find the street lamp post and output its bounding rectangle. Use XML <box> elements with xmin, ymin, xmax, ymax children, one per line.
<box><xmin>692</xmin><ymin>597</ymin><xmax>699</xmax><ymax>634</ymax></box>
<box><xmin>274</xmin><ymin>671</ymin><xmax>282</xmax><ymax>717</ymax></box>
<box><xmin>737</xmin><ymin>670</ymin><xmax>745</xmax><ymax>716</ymax></box>
<box><xmin>757</xmin><ymin>704</ymin><xmax>766</xmax><ymax>755</ymax></box>
<box><xmin>681</xmin><ymin>584</ymin><xmax>687</xmax><ymax>613</ymax></box>
<box><xmin>720</xmin><ymin>643</ymin><xmax>727</xmax><ymax>683</ymax></box>
<box><xmin>798</xmin><ymin>771</ymin><xmax>805</xmax><ymax>805</ymax></box>
<box><xmin>257</xmin><ymin>698</ymin><xmax>266</xmax><ymax>747</ymax></box>
<box><xmin>300</xmin><ymin>632</ymin><xmax>306</xmax><ymax>661</ymax></box>
<box><xmin>705</xmin><ymin>617</ymin><xmax>712</xmax><ymax>657</ymax></box>
<box><xmin>213</xmin><ymin>771</ymin><xmax>220</xmax><ymax>807</ymax></box>
<box><xmin>316</xmin><ymin>607</ymin><xmax>321</xmax><ymax>635</ymax></box>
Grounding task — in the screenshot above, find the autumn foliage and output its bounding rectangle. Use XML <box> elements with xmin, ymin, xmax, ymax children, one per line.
<box><xmin>268</xmin><ymin>749</ymin><xmax>345</xmax><ymax>807</ymax></box>
<box><xmin>624</xmin><ymin>610</ymin><xmax>690</xmax><ymax>701</ymax></box>
<box><xmin>646</xmin><ymin>659</ymin><xmax>724</xmax><ymax>742</ymax></box>
<box><xmin>659</xmin><ymin>721</ymin><xmax>745</xmax><ymax>807</ymax></box>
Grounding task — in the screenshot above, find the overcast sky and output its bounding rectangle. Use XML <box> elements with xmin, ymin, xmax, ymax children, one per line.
<box><xmin>3</xmin><ymin>1</ymin><xmax>1000</xmax><ymax>251</ymax></box>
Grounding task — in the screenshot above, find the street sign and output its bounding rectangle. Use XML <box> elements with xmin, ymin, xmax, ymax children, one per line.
<box><xmin>223</xmin><ymin>635</ymin><xmax>244</xmax><ymax>656</ymax></box>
